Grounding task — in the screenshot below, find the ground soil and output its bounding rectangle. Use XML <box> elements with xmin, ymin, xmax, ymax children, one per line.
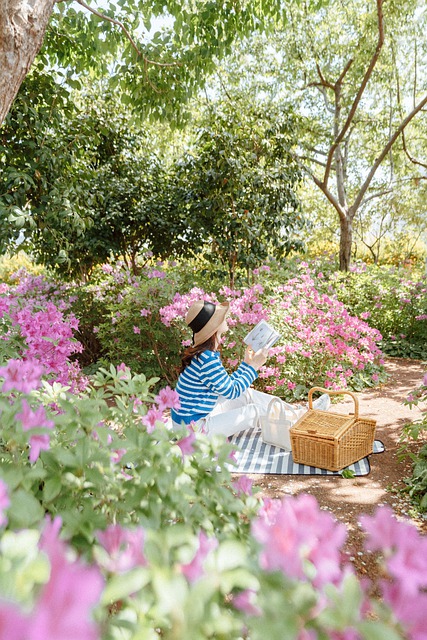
<box><xmin>248</xmin><ymin>357</ymin><xmax>427</xmax><ymax>580</ymax></box>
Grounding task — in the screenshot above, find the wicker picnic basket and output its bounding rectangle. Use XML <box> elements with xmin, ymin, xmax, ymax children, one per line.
<box><xmin>289</xmin><ymin>387</ymin><xmax>376</xmax><ymax>472</ymax></box>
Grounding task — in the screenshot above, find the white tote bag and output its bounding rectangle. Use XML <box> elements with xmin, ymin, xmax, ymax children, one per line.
<box><xmin>260</xmin><ymin>398</ymin><xmax>302</xmax><ymax>451</ymax></box>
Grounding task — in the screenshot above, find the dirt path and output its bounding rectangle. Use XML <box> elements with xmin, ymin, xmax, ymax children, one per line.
<box><xmin>252</xmin><ymin>357</ymin><xmax>427</xmax><ymax>577</ymax></box>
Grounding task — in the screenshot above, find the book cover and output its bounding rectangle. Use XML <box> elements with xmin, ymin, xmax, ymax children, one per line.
<box><xmin>244</xmin><ymin>319</ymin><xmax>281</xmax><ymax>352</ymax></box>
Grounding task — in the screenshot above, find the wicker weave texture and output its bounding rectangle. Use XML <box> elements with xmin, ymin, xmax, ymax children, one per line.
<box><xmin>289</xmin><ymin>388</ymin><xmax>376</xmax><ymax>471</ymax></box>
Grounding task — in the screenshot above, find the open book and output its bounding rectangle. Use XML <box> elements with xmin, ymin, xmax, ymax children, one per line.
<box><xmin>244</xmin><ymin>319</ymin><xmax>281</xmax><ymax>352</ymax></box>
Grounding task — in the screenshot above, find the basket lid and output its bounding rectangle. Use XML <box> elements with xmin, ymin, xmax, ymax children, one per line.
<box><xmin>290</xmin><ymin>410</ymin><xmax>355</xmax><ymax>440</ymax></box>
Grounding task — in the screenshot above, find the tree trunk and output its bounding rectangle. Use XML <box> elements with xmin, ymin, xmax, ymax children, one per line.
<box><xmin>339</xmin><ymin>214</ymin><xmax>353</xmax><ymax>271</ymax></box>
<box><xmin>0</xmin><ymin>0</ymin><xmax>56</xmax><ymax>125</ymax></box>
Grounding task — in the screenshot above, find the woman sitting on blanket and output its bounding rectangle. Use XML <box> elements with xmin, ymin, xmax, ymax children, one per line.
<box><xmin>171</xmin><ymin>300</ymin><xmax>329</xmax><ymax>439</ymax></box>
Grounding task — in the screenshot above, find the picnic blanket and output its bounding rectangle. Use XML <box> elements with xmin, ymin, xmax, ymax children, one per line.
<box><xmin>228</xmin><ymin>427</ymin><xmax>385</xmax><ymax>476</ymax></box>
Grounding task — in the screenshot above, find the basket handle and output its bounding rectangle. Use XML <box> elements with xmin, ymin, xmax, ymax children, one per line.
<box><xmin>308</xmin><ymin>387</ymin><xmax>359</xmax><ymax>419</ymax></box>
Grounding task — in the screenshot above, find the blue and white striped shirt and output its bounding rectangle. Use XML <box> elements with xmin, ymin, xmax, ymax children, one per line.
<box><xmin>171</xmin><ymin>350</ymin><xmax>258</xmax><ymax>425</ymax></box>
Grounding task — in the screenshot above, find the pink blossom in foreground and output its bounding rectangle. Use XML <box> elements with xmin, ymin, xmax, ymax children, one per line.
<box><xmin>232</xmin><ymin>475</ymin><xmax>253</xmax><ymax>497</ymax></box>
<box><xmin>155</xmin><ymin>386</ymin><xmax>181</xmax><ymax>411</ymax></box>
<box><xmin>110</xmin><ymin>448</ymin><xmax>127</xmax><ymax>464</ymax></box>
<box><xmin>252</xmin><ymin>493</ymin><xmax>348</xmax><ymax>588</ymax></box>
<box><xmin>0</xmin><ymin>480</ymin><xmax>10</xmax><ymax>528</ymax></box>
<box><xmin>360</xmin><ymin>506</ymin><xmax>427</xmax><ymax>594</ymax></box>
<box><xmin>232</xmin><ymin>589</ymin><xmax>262</xmax><ymax>617</ymax></box>
<box><xmin>142</xmin><ymin>407</ymin><xmax>165</xmax><ymax>433</ymax></box>
<box><xmin>16</xmin><ymin>400</ymin><xmax>55</xmax><ymax>463</ymax></box>
<box><xmin>0</xmin><ymin>603</ymin><xmax>28</xmax><ymax>640</ymax></box>
<box><xmin>257</xmin><ymin>497</ymin><xmax>282</xmax><ymax>525</ymax></box>
<box><xmin>380</xmin><ymin>582</ymin><xmax>427</xmax><ymax>640</ymax></box>
<box><xmin>0</xmin><ymin>358</ymin><xmax>44</xmax><ymax>394</ymax></box>
<box><xmin>180</xmin><ymin>531</ymin><xmax>218</xmax><ymax>583</ymax></box>
<box><xmin>117</xmin><ymin>363</ymin><xmax>129</xmax><ymax>378</ymax></box>
<box><xmin>96</xmin><ymin>524</ymin><xmax>146</xmax><ymax>573</ymax></box>
<box><xmin>31</xmin><ymin>516</ymin><xmax>104</xmax><ymax>640</ymax></box>
<box><xmin>176</xmin><ymin>427</ymin><xmax>196</xmax><ymax>456</ymax></box>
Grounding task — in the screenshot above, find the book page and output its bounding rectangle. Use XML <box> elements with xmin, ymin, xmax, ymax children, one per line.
<box><xmin>244</xmin><ymin>320</ymin><xmax>281</xmax><ymax>352</ymax></box>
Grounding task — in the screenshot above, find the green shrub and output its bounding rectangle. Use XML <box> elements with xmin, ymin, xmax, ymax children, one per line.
<box><xmin>400</xmin><ymin>372</ymin><xmax>427</xmax><ymax>512</ymax></box>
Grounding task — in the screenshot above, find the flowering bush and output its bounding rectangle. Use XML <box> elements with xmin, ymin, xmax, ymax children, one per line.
<box><xmin>324</xmin><ymin>262</ymin><xmax>427</xmax><ymax>360</ymax></box>
<box><xmin>1</xmin><ymin>476</ymin><xmax>427</xmax><ymax>639</ymax></box>
<box><xmin>0</xmin><ymin>333</ymin><xmax>425</xmax><ymax>638</ymax></box>
<box><xmin>69</xmin><ymin>261</ymin><xmax>182</xmax><ymax>385</ymax></box>
<box><xmin>0</xmin><ymin>271</ymin><xmax>85</xmax><ymax>391</ymax></box>
<box><xmin>0</xmin><ymin>360</ymin><xmax>256</xmax><ymax>548</ymax></box>
<box><xmin>401</xmin><ymin>373</ymin><xmax>427</xmax><ymax>512</ymax></box>
<box><xmin>3</xmin><ymin>260</ymin><xmax>389</xmax><ymax>401</ymax></box>
<box><xmin>161</xmin><ymin>270</ymin><xmax>386</xmax><ymax>400</ymax></box>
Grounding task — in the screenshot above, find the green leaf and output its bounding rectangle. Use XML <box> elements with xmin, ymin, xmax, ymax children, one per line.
<box><xmin>43</xmin><ymin>476</ymin><xmax>62</xmax><ymax>503</ymax></box>
<box><xmin>341</xmin><ymin>469</ymin><xmax>356</xmax><ymax>478</ymax></box>
<box><xmin>8</xmin><ymin>489</ymin><xmax>44</xmax><ymax>528</ymax></box>
<box><xmin>101</xmin><ymin>568</ymin><xmax>150</xmax><ymax>604</ymax></box>
<box><xmin>357</xmin><ymin>620</ymin><xmax>403</xmax><ymax>640</ymax></box>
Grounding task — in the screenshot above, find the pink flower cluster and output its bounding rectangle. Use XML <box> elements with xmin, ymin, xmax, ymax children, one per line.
<box><xmin>0</xmin><ymin>274</ymin><xmax>85</xmax><ymax>391</ymax></box>
<box><xmin>360</xmin><ymin>507</ymin><xmax>427</xmax><ymax>639</ymax></box>
<box><xmin>160</xmin><ymin>274</ymin><xmax>383</xmax><ymax>394</ymax></box>
<box><xmin>0</xmin><ymin>516</ymin><xmax>103</xmax><ymax>640</ymax></box>
<box><xmin>252</xmin><ymin>496</ymin><xmax>427</xmax><ymax>638</ymax></box>
<box><xmin>252</xmin><ymin>493</ymin><xmax>348</xmax><ymax>589</ymax></box>
<box><xmin>96</xmin><ymin>524</ymin><xmax>146</xmax><ymax>573</ymax></box>
<box><xmin>16</xmin><ymin>400</ymin><xmax>55</xmax><ymax>463</ymax></box>
<box><xmin>0</xmin><ymin>480</ymin><xmax>10</xmax><ymax>527</ymax></box>
<box><xmin>141</xmin><ymin>385</ymin><xmax>180</xmax><ymax>433</ymax></box>
<box><xmin>180</xmin><ymin>531</ymin><xmax>218</xmax><ymax>583</ymax></box>
<box><xmin>0</xmin><ymin>358</ymin><xmax>43</xmax><ymax>394</ymax></box>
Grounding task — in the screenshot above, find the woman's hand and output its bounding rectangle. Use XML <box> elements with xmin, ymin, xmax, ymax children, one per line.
<box><xmin>244</xmin><ymin>346</ymin><xmax>269</xmax><ymax>371</ymax></box>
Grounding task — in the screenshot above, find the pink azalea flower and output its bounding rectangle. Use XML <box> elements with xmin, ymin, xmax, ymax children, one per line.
<box><xmin>0</xmin><ymin>358</ymin><xmax>44</xmax><ymax>393</ymax></box>
<box><xmin>155</xmin><ymin>386</ymin><xmax>181</xmax><ymax>411</ymax></box>
<box><xmin>360</xmin><ymin>506</ymin><xmax>405</xmax><ymax>553</ymax></box>
<box><xmin>0</xmin><ymin>480</ymin><xmax>10</xmax><ymax>527</ymax></box>
<box><xmin>176</xmin><ymin>427</ymin><xmax>196</xmax><ymax>457</ymax></box>
<box><xmin>257</xmin><ymin>497</ymin><xmax>281</xmax><ymax>525</ymax></box>
<box><xmin>96</xmin><ymin>524</ymin><xmax>146</xmax><ymax>573</ymax></box>
<box><xmin>133</xmin><ymin>326</ymin><xmax>141</xmax><ymax>334</ymax></box>
<box><xmin>16</xmin><ymin>400</ymin><xmax>54</xmax><ymax>432</ymax></box>
<box><xmin>142</xmin><ymin>407</ymin><xmax>165</xmax><ymax>433</ymax></box>
<box><xmin>117</xmin><ymin>363</ymin><xmax>130</xmax><ymax>379</ymax></box>
<box><xmin>381</xmin><ymin>582</ymin><xmax>427</xmax><ymax>639</ymax></box>
<box><xmin>252</xmin><ymin>493</ymin><xmax>347</xmax><ymax>588</ymax></box>
<box><xmin>232</xmin><ymin>589</ymin><xmax>262</xmax><ymax>617</ymax></box>
<box><xmin>140</xmin><ymin>308</ymin><xmax>150</xmax><ymax>317</ymax></box>
<box><xmin>233</xmin><ymin>475</ymin><xmax>253</xmax><ymax>497</ymax></box>
<box><xmin>32</xmin><ymin>516</ymin><xmax>104</xmax><ymax>640</ymax></box>
<box><xmin>110</xmin><ymin>448</ymin><xmax>127</xmax><ymax>464</ymax></box>
<box><xmin>16</xmin><ymin>400</ymin><xmax>55</xmax><ymax>463</ymax></box>
<box><xmin>181</xmin><ymin>531</ymin><xmax>218</xmax><ymax>583</ymax></box>
<box><xmin>0</xmin><ymin>603</ymin><xmax>28</xmax><ymax>640</ymax></box>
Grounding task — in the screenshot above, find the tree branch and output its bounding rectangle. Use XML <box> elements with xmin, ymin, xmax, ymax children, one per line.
<box><xmin>300</xmin><ymin>165</ymin><xmax>347</xmax><ymax>223</ymax></box>
<box><xmin>75</xmin><ymin>0</ymin><xmax>180</xmax><ymax>68</ymax></box>
<box><xmin>322</xmin><ymin>0</ymin><xmax>384</xmax><ymax>187</ymax></box>
<box><xmin>401</xmin><ymin>128</ymin><xmax>427</xmax><ymax>172</ymax></box>
<box><xmin>359</xmin><ymin>188</ymin><xmax>394</xmax><ymax>208</ymax></box>
<box><xmin>351</xmin><ymin>93</ymin><xmax>427</xmax><ymax>214</ymax></box>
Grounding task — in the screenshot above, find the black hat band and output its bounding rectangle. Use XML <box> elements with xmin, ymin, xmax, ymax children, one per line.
<box><xmin>188</xmin><ymin>301</ymin><xmax>216</xmax><ymax>334</ymax></box>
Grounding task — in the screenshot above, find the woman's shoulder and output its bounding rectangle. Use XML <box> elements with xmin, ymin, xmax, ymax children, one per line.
<box><xmin>197</xmin><ymin>349</ymin><xmax>220</xmax><ymax>363</ymax></box>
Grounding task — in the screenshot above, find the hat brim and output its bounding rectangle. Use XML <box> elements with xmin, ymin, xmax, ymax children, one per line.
<box><xmin>193</xmin><ymin>302</ymin><xmax>229</xmax><ymax>347</ymax></box>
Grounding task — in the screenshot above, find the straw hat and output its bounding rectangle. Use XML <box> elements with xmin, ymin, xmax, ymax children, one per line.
<box><xmin>185</xmin><ymin>300</ymin><xmax>230</xmax><ymax>346</ymax></box>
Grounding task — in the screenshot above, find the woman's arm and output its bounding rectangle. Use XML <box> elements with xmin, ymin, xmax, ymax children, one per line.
<box><xmin>199</xmin><ymin>351</ymin><xmax>257</xmax><ymax>400</ymax></box>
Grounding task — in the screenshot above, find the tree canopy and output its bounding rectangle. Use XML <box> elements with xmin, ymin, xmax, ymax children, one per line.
<box><xmin>0</xmin><ymin>0</ymin><xmax>288</xmax><ymax>124</ymax></box>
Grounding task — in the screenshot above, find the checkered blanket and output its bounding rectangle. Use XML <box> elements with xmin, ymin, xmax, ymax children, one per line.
<box><xmin>228</xmin><ymin>428</ymin><xmax>384</xmax><ymax>475</ymax></box>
